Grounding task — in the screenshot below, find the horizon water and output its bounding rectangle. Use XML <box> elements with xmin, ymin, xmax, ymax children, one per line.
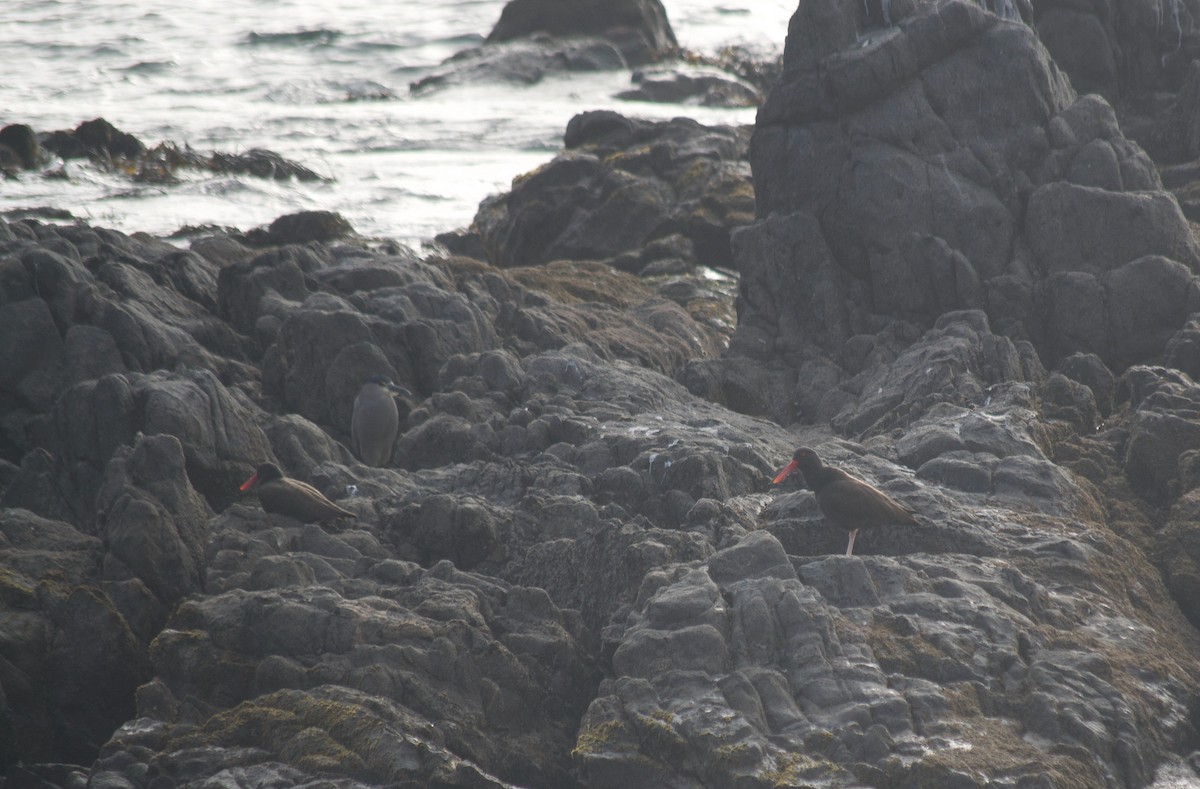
<box><xmin>2</xmin><ymin>0</ymin><xmax>795</xmax><ymax>248</ymax></box>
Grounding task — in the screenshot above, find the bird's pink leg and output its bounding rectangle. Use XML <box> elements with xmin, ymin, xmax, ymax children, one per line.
<box><xmin>845</xmin><ymin>529</ymin><xmax>858</xmax><ymax>556</ymax></box>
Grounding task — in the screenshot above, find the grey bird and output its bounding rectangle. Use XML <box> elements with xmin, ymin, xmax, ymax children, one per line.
<box><xmin>351</xmin><ymin>374</ymin><xmax>410</xmax><ymax>466</ymax></box>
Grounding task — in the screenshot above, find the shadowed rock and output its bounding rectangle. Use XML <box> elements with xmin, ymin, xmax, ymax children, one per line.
<box><xmin>243</xmin><ymin>210</ymin><xmax>355</xmax><ymax>247</ymax></box>
<box><xmin>3</xmin><ymin>368</ymin><xmax>270</xmax><ymax>522</ymax></box>
<box><xmin>95</xmin><ymin>433</ymin><xmax>211</xmax><ymax>608</ymax></box>
<box><xmin>487</xmin><ymin>0</ymin><xmax>677</xmax><ymax>64</ymax></box>
<box><xmin>0</xmin><ymin>509</ymin><xmax>153</xmax><ymax>766</ymax></box>
<box><xmin>713</xmin><ymin>0</ymin><xmax>1200</xmax><ymax>424</ymax></box>
<box><xmin>616</xmin><ymin>66</ymin><xmax>762</xmax><ymax>107</ymax></box>
<box><xmin>412</xmin><ymin>0</ymin><xmax>677</xmax><ymax>93</ymax></box>
<box><xmin>473</xmin><ymin>112</ymin><xmax>752</xmax><ymax>271</ymax></box>
<box><xmin>3</xmin><ymin>206</ymin><xmax>1200</xmax><ymax>787</ymax></box>
<box><xmin>41</xmin><ymin>118</ymin><xmax>146</xmax><ymax>163</ymax></box>
<box><xmin>8</xmin><ymin>9</ymin><xmax>1200</xmax><ymax>780</ymax></box>
<box><xmin>0</xmin><ymin>123</ymin><xmax>45</xmax><ymax>170</ymax></box>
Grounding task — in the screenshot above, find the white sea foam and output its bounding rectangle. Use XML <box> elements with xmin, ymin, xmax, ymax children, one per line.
<box><xmin>1</xmin><ymin>0</ymin><xmax>792</xmax><ymax>245</ymax></box>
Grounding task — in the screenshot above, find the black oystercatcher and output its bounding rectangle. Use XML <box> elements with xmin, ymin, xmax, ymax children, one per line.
<box><xmin>772</xmin><ymin>447</ymin><xmax>917</xmax><ymax>556</ymax></box>
<box><xmin>239</xmin><ymin>463</ymin><xmax>355</xmax><ymax>523</ymax></box>
<box><xmin>351</xmin><ymin>374</ymin><xmax>410</xmax><ymax>467</ymax></box>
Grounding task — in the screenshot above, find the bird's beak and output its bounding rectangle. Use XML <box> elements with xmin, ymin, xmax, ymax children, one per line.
<box><xmin>387</xmin><ymin>383</ymin><xmax>411</xmax><ymax>397</ymax></box>
<box><xmin>772</xmin><ymin>460</ymin><xmax>799</xmax><ymax>485</ymax></box>
<box><xmin>239</xmin><ymin>472</ymin><xmax>259</xmax><ymax>492</ymax></box>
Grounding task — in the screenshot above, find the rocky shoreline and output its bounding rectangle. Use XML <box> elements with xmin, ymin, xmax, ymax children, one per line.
<box><xmin>9</xmin><ymin>0</ymin><xmax>1200</xmax><ymax>787</ymax></box>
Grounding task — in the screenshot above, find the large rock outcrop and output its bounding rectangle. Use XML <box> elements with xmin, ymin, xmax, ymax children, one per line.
<box><xmin>1032</xmin><ymin>0</ymin><xmax>1200</xmax><ymax>103</ymax></box>
<box><xmin>468</xmin><ymin>111</ymin><xmax>754</xmax><ymax>273</ymax></box>
<box><xmin>708</xmin><ymin>0</ymin><xmax>1200</xmax><ymax>427</ymax></box>
<box><xmin>486</xmin><ymin>0</ymin><xmax>677</xmax><ymax>63</ymax></box>
<box><xmin>411</xmin><ymin>0</ymin><xmax>679</xmax><ymax>93</ymax></box>
<box><xmin>7</xmin><ymin>2</ymin><xmax>1200</xmax><ymax>784</ymax></box>
<box><xmin>2</xmin><ymin>206</ymin><xmax>1200</xmax><ymax>787</ymax></box>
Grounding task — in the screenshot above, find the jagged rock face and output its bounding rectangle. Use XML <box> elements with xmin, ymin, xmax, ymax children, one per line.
<box><xmin>411</xmin><ymin>0</ymin><xmax>678</xmax><ymax>93</ymax></box>
<box><xmin>473</xmin><ymin>112</ymin><xmax>753</xmax><ymax>272</ymax></box>
<box><xmin>0</xmin><ymin>509</ymin><xmax>153</xmax><ymax>766</ymax></box>
<box><xmin>2</xmin><ymin>213</ymin><xmax>1200</xmax><ymax>787</ymax></box>
<box><xmin>7</xmin><ymin>78</ymin><xmax>1200</xmax><ymax>789</ymax></box>
<box><xmin>1032</xmin><ymin>0</ymin><xmax>1200</xmax><ymax>103</ymax></box>
<box><xmin>577</xmin><ymin>528</ymin><xmax>1197</xmax><ymax>788</ymax></box>
<box><xmin>0</xmin><ymin>213</ymin><xmax>759</xmax><ymax>785</ymax></box>
<box><xmin>2</xmin><ymin>368</ymin><xmax>270</xmax><ymax>523</ymax></box>
<box><xmin>729</xmin><ymin>0</ymin><xmax>1200</xmax><ymax>426</ymax></box>
<box><xmin>117</xmin><ymin>568</ymin><xmax>598</xmax><ymax>788</ymax></box>
<box><xmin>577</xmin><ymin>318</ymin><xmax>1200</xmax><ymax>788</ymax></box>
<box><xmin>94</xmin><ymin>434</ymin><xmax>211</xmax><ymax>608</ymax></box>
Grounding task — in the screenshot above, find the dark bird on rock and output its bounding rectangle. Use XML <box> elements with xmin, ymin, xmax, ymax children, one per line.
<box><xmin>772</xmin><ymin>447</ymin><xmax>917</xmax><ymax>556</ymax></box>
<box><xmin>351</xmin><ymin>374</ymin><xmax>411</xmax><ymax>467</ymax></box>
<box><xmin>239</xmin><ymin>462</ymin><xmax>355</xmax><ymax>523</ymax></box>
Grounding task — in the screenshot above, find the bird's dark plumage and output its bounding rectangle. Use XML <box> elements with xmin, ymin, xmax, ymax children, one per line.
<box><xmin>239</xmin><ymin>462</ymin><xmax>355</xmax><ymax>523</ymax></box>
<box><xmin>773</xmin><ymin>447</ymin><xmax>917</xmax><ymax>556</ymax></box>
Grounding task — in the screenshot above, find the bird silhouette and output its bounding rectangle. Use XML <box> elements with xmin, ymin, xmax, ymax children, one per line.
<box><xmin>239</xmin><ymin>462</ymin><xmax>355</xmax><ymax>523</ymax></box>
<box><xmin>773</xmin><ymin>447</ymin><xmax>917</xmax><ymax>556</ymax></box>
<box><xmin>351</xmin><ymin>374</ymin><xmax>410</xmax><ymax>466</ymax></box>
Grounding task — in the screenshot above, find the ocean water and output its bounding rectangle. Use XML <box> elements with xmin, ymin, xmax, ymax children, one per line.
<box><xmin>1</xmin><ymin>0</ymin><xmax>794</xmax><ymax>246</ymax></box>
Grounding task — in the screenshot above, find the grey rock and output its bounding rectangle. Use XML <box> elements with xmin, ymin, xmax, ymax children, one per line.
<box><xmin>94</xmin><ymin>433</ymin><xmax>210</xmax><ymax>607</ymax></box>
<box><xmin>474</xmin><ymin>113</ymin><xmax>751</xmax><ymax>271</ymax></box>
<box><xmin>1058</xmin><ymin>352</ymin><xmax>1116</xmax><ymax>416</ymax></box>
<box><xmin>917</xmin><ymin>450</ymin><xmax>996</xmax><ymax>492</ymax></box>
<box><xmin>10</xmin><ymin>34</ymin><xmax>1200</xmax><ymax>782</ymax></box>
<box><xmin>404</xmin><ymin>493</ymin><xmax>501</xmax><ymax>570</ymax></box>
<box><xmin>3</xmin><ymin>366</ymin><xmax>270</xmax><ymax>523</ymax></box>
<box><xmin>0</xmin><ymin>509</ymin><xmax>151</xmax><ymax>767</ymax></box>
<box><xmin>411</xmin><ymin>0</ymin><xmax>679</xmax><ymax>93</ymax></box>
<box><xmin>0</xmin><ymin>297</ymin><xmax>63</xmax><ymax>411</ymax></box>
<box><xmin>0</xmin><ymin>227</ymin><xmax>1193</xmax><ymax>789</ymax></box>
<box><xmin>1123</xmin><ymin>365</ymin><xmax>1200</xmax><ymax>503</ymax></box>
<box><xmin>138</xmin><ymin>572</ymin><xmax>596</xmax><ymax>787</ymax></box>
<box><xmin>486</xmin><ymin>0</ymin><xmax>676</xmax><ymax>65</ymax></box>
<box><xmin>216</xmin><ymin>245</ymin><xmax>314</xmax><ymax>336</ymax></box>
<box><xmin>896</xmin><ymin>421</ymin><xmax>969</xmax><ymax>468</ymax></box>
<box><xmin>1164</xmin><ymin>313</ymin><xmax>1200</xmax><ymax>381</ymax></box>
<box><xmin>722</xmin><ymin>0</ymin><xmax>1200</xmax><ymax>406</ymax></box>
<box><xmin>0</xmin><ymin>123</ymin><xmax>45</xmax><ymax>169</ymax></box>
<box><xmin>261</xmin><ymin>210</ymin><xmax>353</xmax><ymax>245</ymax></box>
<box><xmin>1025</xmin><ymin>186</ymin><xmax>1199</xmax><ymax>275</ymax></box>
<box><xmin>1042</xmin><ymin>371</ymin><xmax>1099</xmax><ymax>430</ymax></box>
<box><xmin>831</xmin><ymin>312</ymin><xmax>1030</xmax><ymax>437</ymax></box>
<box><xmin>706</xmin><ymin>529</ymin><xmax>796</xmax><ymax>585</ymax></box>
<box><xmin>618</xmin><ymin>67</ymin><xmax>761</xmax><ymax>107</ymax></box>
<box><xmin>411</xmin><ymin>36</ymin><xmax>626</xmax><ymax>94</ymax></box>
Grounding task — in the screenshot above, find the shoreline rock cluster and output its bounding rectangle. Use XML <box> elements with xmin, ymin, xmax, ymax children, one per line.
<box><xmin>7</xmin><ymin>0</ymin><xmax>1200</xmax><ymax>787</ymax></box>
<box><xmin>0</xmin><ymin>117</ymin><xmax>325</xmax><ymax>189</ymax></box>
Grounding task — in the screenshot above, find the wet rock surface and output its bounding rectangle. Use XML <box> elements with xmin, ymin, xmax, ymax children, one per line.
<box><xmin>410</xmin><ymin>0</ymin><xmax>768</xmax><ymax>111</ymax></box>
<box><xmin>615</xmin><ymin>66</ymin><xmax>762</xmax><ymax>107</ymax></box>
<box><xmin>4</xmin><ymin>199</ymin><xmax>1200</xmax><ymax>786</ymax></box>
<box><xmin>470</xmin><ymin>110</ymin><xmax>753</xmax><ymax>274</ymax></box>
<box><xmin>6</xmin><ymin>1</ymin><xmax>1200</xmax><ymax>787</ymax></box>
<box><xmin>486</xmin><ymin>0</ymin><xmax>677</xmax><ymax>64</ymax></box>
<box><xmin>1</xmin><ymin>118</ymin><xmax>324</xmax><ymax>199</ymax></box>
<box><xmin>411</xmin><ymin>0</ymin><xmax>678</xmax><ymax>93</ymax></box>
